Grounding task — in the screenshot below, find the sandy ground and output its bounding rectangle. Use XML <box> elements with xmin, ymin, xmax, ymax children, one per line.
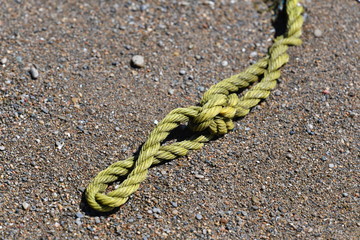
<box><xmin>0</xmin><ymin>0</ymin><xmax>359</xmax><ymax>239</ymax></box>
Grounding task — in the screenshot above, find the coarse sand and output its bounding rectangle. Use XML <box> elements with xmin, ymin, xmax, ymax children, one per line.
<box><xmin>0</xmin><ymin>0</ymin><xmax>359</xmax><ymax>239</ymax></box>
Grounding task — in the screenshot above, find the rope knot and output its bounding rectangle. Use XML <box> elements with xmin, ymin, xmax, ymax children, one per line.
<box><xmin>189</xmin><ymin>93</ymin><xmax>239</xmax><ymax>135</ymax></box>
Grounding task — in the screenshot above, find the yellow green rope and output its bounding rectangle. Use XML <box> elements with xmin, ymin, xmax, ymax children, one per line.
<box><xmin>85</xmin><ymin>0</ymin><xmax>304</xmax><ymax>212</ymax></box>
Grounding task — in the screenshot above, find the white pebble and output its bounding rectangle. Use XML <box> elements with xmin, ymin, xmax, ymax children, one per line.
<box><xmin>314</xmin><ymin>29</ymin><xmax>322</xmax><ymax>37</ymax></box>
<box><xmin>131</xmin><ymin>55</ymin><xmax>145</xmax><ymax>68</ymax></box>
<box><xmin>22</xmin><ymin>202</ymin><xmax>30</xmax><ymax>210</ymax></box>
<box><xmin>179</xmin><ymin>69</ymin><xmax>186</xmax><ymax>75</ymax></box>
<box><xmin>221</xmin><ymin>60</ymin><xmax>228</xmax><ymax>67</ymax></box>
<box><xmin>30</xmin><ymin>66</ymin><xmax>39</xmax><ymax>79</ymax></box>
<box><xmin>1</xmin><ymin>57</ymin><xmax>7</xmax><ymax>64</ymax></box>
<box><xmin>249</xmin><ymin>51</ymin><xmax>258</xmax><ymax>58</ymax></box>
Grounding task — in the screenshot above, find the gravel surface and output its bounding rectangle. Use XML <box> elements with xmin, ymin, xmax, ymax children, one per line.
<box><xmin>0</xmin><ymin>0</ymin><xmax>359</xmax><ymax>239</ymax></box>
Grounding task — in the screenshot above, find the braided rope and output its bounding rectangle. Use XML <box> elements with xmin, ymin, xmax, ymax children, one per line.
<box><xmin>85</xmin><ymin>0</ymin><xmax>304</xmax><ymax>212</ymax></box>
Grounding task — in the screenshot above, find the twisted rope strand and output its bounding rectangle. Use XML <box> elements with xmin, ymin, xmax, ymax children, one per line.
<box><xmin>85</xmin><ymin>0</ymin><xmax>304</xmax><ymax>212</ymax></box>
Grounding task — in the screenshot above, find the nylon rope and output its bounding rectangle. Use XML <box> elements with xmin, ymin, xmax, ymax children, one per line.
<box><xmin>85</xmin><ymin>0</ymin><xmax>304</xmax><ymax>212</ymax></box>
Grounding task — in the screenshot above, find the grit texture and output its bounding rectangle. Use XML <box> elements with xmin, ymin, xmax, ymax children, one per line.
<box><xmin>0</xmin><ymin>0</ymin><xmax>359</xmax><ymax>239</ymax></box>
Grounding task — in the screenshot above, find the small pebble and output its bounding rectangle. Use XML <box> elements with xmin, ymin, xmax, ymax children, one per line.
<box><xmin>29</xmin><ymin>66</ymin><xmax>39</xmax><ymax>79</ymax></box>
<box><xmin>195</xmin><ymin>214</ymin><xmax>203</xmax><ymax>220</ymax></box>
<box><xmin>152</xmin><ymin>207</ymin><xmax>161</xmax><ymax>214</ymax></box>
<box><xmin>58</xmin><ymin>57</ymin><xmax>67</xmax><ymax>63</ymax></box>
<box><xmin>55</xmin><ymin>141</ymin><xmax>64</xmax><ymax>150</ymax></box>
<box><xmin>115</xmin><ymin>127</ymin><xmax>120</xmax><ymax>132</ymax></box>
<box><xmin>185</xmin><ymin>81</ymin><xmax>192</xmax><ymax>86</ymax></box>
<box><xmin>41</xmin><ymin>107</ymin><xmax>49</xmax><ymax>114</ymax></box>
<box><xmin>0</xmin><ymin>146</ymin><xmax>5</xmax><ymax>151</ymax></box>
<box><xmin>240</xmin><ymin>211</ymin><xmax>248</xmax><ymax>216</ymax></box>
<box><xmin>140</xmin><ymin>4</ymin><xmax>149</xmax><ymax>11</ymax></box>
<box><xmin>251</xmin><ymin>205</ymin><xmax>259</xmax><ymax>210</ymax></box>
<box><xmin>195</xmin><ymin>174</ymin><xmax>204</xmax><ymax>179</ymax></box>
<box><xmin>197</xmin><ymin>86</ymin><xmax>205</xmax><ymax>92</ymax></box>
<box><xmin>314</xmin><ymin>29</ymin><xmax>323</xmax><ymax>37</ymax></box>
<box><xmin>157</xmin><ymin>40</ymin><xmax>165</xmax><ymax>47</ymax></box>
<box><xmin>77</xmin><ymin>125</ymin><xmax>85</xmax><ymax>133</ymax></box>
<box><xmin>306</xmin><ymin>129</ymin><xmax>315</xmax><ymax>135</ymax></box>
<box><xmin>278</xmin><ymin>206</ymin><xmax>286</xmax><ymax>213</ymax></box>
<box><xmin>82</xmin><ymin>65</ymin><xmax>90</xmax><ymax>70</ymax></box>
<box><xmin>22</xmin><ymin>202</ymin><xmax>30</xmax><ymax>210</ymax></box>
<box><xmin>329</xmin><ymin>163</ymin><xmax>335</xmax><ymax>168</ymax></box>
<box><xmin>321</xmin><ymin>156</ymin><xmax>327</xmax><ymax>161</ymax></box>
<box><xmin>342</xmin><ymin>193</ymin><xmax>349</xmax><ymax>197</ymax></box>
<box><xmin>87</xmin><ymin>226</ymin><xmax>95</xmax><ymax>232</ymax></box>
<box><xmin>75</xmin><ymin>218</ymin><xmax>82</xmax><ymax>225</ymax></box>
<box><xmin>168</xmin><ymin>89</ymin><xmax>174</xmax><ymax>95</ymax></box>
<box><xmin>1</xmin><ymin>57</ymin><xmax>7</xmax><ymax>64</ymax></box>
<box><xmin>286</xmin><ymin>153</ymin><xmax>294</xmax><ymax>160</ymax></box>
<box><xmin>251</xmin><ymin>195</ymin><xmax>260</xmax><ymax>205</ymax></box>
<box><xmin>16</xmin><ymin>56</ymin><xmax>23</xmax><ymax>63</ymax></box>
<box><xmin>131</xmin><ymin>55</ymin><xmax>145</xmax><ymax>68</ymax></box>
<box><xmin>75</xmin><ymin>212</ymin><xmax>84</xmax><ymax>218</ymax></box>
<box><xmin>220</xmin><ymin>218</ymin><xmax>229</xmax><ymax>224</ymax></box>
<box><xmin>179</xmin><ymin>69</ymin><xmax>186</xmax><ymax>75</ymax></box>
<box><xmin>170</xmin><ymin>201</ymin><xmax>178</xmax><ymax>207</ymax></box>
<box><xmin>322</xmin><ymin>89</ymin><xmax>330</xmax><ymax>94</ymax></box>
<box><xmin>221</xmin><ymin>60</ymin><xmax>228</xmax><ymax>67</ymax></box>
<box><xmin>153</xmin><ymin>120</ymin><xmax>159</xmax><ymax>125</ymax></box>
<box><xmin>249</xmin><ymin>51</ymin><xmax>258</xmax><ymax>58</ymax></box>
<box><xmin>94</xmin><ymin>217</ymin><xmax>101</xmax><ymax>224</ymax></box>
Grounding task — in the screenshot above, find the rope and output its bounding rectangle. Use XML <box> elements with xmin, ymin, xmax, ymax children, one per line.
<box><xmin>85</xmin><ymin>0</ymin><xmax>304</xmax><ymax>212</ymax></box>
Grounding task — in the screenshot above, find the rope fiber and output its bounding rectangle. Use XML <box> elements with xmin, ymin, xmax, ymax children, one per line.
<box><xmin>85</xmin><ymin>0</ymin><xmax>304</xmax><ymax>212</ymax></box>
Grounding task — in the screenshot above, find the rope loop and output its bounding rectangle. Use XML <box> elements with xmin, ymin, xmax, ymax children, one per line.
<box><xmin>188</xmin><ymin>93</ymin><xmax>239</xmax><ymax>135</ymax></box>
